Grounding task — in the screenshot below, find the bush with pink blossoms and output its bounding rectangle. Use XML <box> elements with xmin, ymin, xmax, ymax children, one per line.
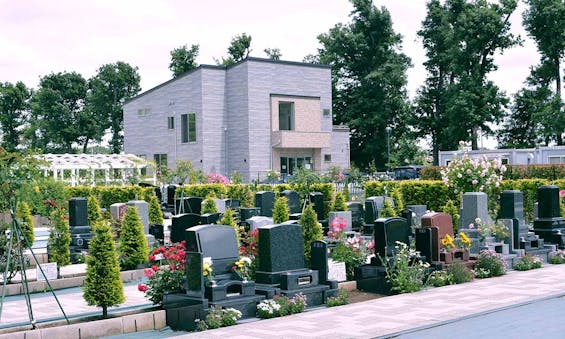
<box><xmin>440</xmin><ymin>142</ymin><xmax>506</xmax><ymax>195</ymax></box>
<box><xmin>328</xmin><ymin>217</ymin><xmax>373</xmax><ymax>280</ymax></box>
<box><xmin>138</xmin><ymin>241</ymin><xmax>186</xmax><ymax>304</ymax></box>
<box><xmin>206</xmin><ymin>173</ymin><xmax>230</xmax><ymax>184</ymax></box>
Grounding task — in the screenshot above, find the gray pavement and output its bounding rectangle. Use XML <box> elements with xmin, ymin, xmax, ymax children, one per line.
<box><xmin>3</xmin><ymin>263</ymin><xmax>565</xmax><ymax>338</ymax></box>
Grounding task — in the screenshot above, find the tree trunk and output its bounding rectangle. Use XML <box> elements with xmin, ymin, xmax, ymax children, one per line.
<box><xmin>102</xmin><ymin>305</ymin><xmax>108</xmax><ymax>318</ymax></box>
<box><xmin>82</xmin><ymin>138</ymin><xmax>90</xmax><ymax>153</ymax></box>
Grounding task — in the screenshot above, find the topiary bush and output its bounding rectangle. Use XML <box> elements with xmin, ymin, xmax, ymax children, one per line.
<box><xmin>87</xmin><ymin>195</ymin><xmax>103</xmax><ymax>226</ymax></box>
<box><xmin>147</xmin><ymin>192</ymin><xmax>164</xmax><ymax>226</ymax></box>
<box><xmin>201</xmin><ymin>196</ymin><xmax>219</xmax><ymax>214</ymax></box>
<box><xmin>48</xmin><ymin>206</ymin><xmax>71</xmax><ymax>278</ymax></box>
<box><xmin>272</xmin><ymin>197</ymin><xmax>289</xmax><ymax>224</ymax></box>
<box><xmin>119</xmin><ymin>206</ymin><xmax>149</xmax><ymax>271</ymax></box>
<box><xmin>380</xmin><ymin>199</ymin><xmax>397</xmax><ymax>218</ymax></box>
<box><xmin>16</xmin><ymin>201</ymin><xmax>34</xmax><ymax>247</ymax></box>
<box><xmin>391</xmin><ymin>187</ymin><xmax>405</xmax><ymax>216</ymax></box>
<box><xmin>332</xmin><ymin>192</ymin><xmax>347</xmax><ymax>212</ymax></box>
<box><xmin>300</xmin><ymin>204</ymin><xmax>323</xmax><ymax>262</ymax></box>
<box><xmin>83</xmin><ymin>220</ymin><xmax>125</xmax><ymax>318</ymax></box>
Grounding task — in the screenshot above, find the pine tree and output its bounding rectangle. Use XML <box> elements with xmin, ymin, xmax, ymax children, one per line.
<box><xmin>201</xmin><ymin>196</ymin><xmax>218</xmax><ymax>214</ymax></box>
<box><xmin>16</xmin><ymin>201</ymin><xmax>34</xmax><ymax>248</ymax></box>
<box><xmin>380</xmin><ymin>200</ymin><xmax>397</xmax><ymax>218</ymax></box>
<box><xmin>272</xmin><ymin>197</ymin><xmax>290</xmax><ymax>224</ymax></box>
<box><xmin>48</xmin><ymin>207</ymin><xmax>71</xmax><ymax>278</ymax></box>
<box><xmin>391</xmin><ymin>187</ymin><xmax>405</xmax><ymax>216</ymax></box>
<box><xmin>147</xmin><ymin>193</ymin><xmax>163</xmax><ymax>225</ymax></box>
<box><xmin>442</xmin><ymin>200</ymin><xmax>460</xmax><ymax>233</ymax></box>
<box><xmin>300</xmin><ymin>204</ymin><xmax>323</xmax><ymax>262</ymax></box>
<box><xmin>220</xmin><ymin>208</ymin><xmax>240</xmax><ymax>245</ymax></box>
<box><xmin>87</xmin><ymin>195</ymin><xmax>103</xmax><ymax>227</ymax></box>
<box><xmin>83</xmin><ymin>220</ymin><xmax>125</xmax><ymax>318</ymax></box>
<box><xmin>332</xmin><ymin>192</ymin><xmax>347</xmax><ymax>211</ymax></box>
<box><xmin>119</xmin><ymin>206</ymin><xmax>149</xmax><ymax>270</ymax></box>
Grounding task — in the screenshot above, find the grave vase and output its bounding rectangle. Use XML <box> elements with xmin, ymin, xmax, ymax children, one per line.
<box><xmin>440</xmin><ymin>248</ymin><xmax>470</xmax><ymax>263</ymax></box>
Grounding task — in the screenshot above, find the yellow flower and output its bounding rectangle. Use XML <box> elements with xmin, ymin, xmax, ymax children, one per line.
<box><xmin>203</xmin><ymin>263</ymin><xmax>213</xmax><ymax>276</ymax></box>
<box><xmin>441</xmin><ymin>234</ymin><xmax>455</xmax><ymax>249</ymax></box>
<box><xmin>34</xmin><ymin>186</ymin><xmax>40</xmax><ymax>193</ymax></box>
<box><xmin>460</xmin><ymin>232</ymin><xmax>471</xmax><ymax>247</ymax></box>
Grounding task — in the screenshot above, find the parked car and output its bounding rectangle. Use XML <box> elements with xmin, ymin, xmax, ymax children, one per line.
<box><xmin>393</xmin><ymin>165</ymin><xmax>423</xmax><ymax>180</ymax></box>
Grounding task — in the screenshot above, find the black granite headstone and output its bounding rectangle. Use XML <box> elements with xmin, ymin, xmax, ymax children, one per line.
<box><xmin>223</xmin><ymin>199</ymin><xmax>240</xmax><ymax>210</ymax></box>
<box><xmin>310</xmin><ymin>241</ymin><xmax>329</xmax><ymax>284</ymax></box>
<box><xmin>537</xmin><ymin>185</ymin><xmax>561</xmax><ymax>218</ymax></box>
<box><xmin>185</xmin><ymin>251</ymin><xmax>205</xmax><ymax>297</ymax></box>
<box><xmin>170</xmin><ymin>213</ymin><xmax>201</xmax><ymax>243</ymax></box>
<box><xmin>166</xmin><ymin>185</ymin><xmax>177</xmax><ymax>208</ymax></box>
<box><xmin>415</xmin><ymin>227</ymin><xmax>438</xmax><ymax>263</ymax></box>
<box><xmin>149</xmin><ymin>224</ymin><xmax>164</xmax><ymax>240</ymax></box>
<box><xmin>201</xmin><ymin>213</ymin><xmax>221</xmax><ymax>225</ymax></box>
<box><xmin>281</xmin><ymin>190</ymin><xmax>301</xmax><ymax>214</ymax></box>
<box><xmin>309</xmin><ymin>192</ymin><xmax>325</xmax><ymax>221</ymax></box>
<box><xmin>69</xmin><ymin>197</ymin><xmax>88</xmax><ymax>227</ymax></box>
<box><xmin>255</xmin><ymin>191</ymin><xmax>275</xmax><ymax>217</ymax></box>
<box><xmin>347</xmin><ymin>202</ymin><xmax>364</xmax><ymax>230</ymax></box>
<box><xmin>374</xmin><ymin>217</ymin><xmax>410</xmax><ymax>257</ymax></box>
<box><xmin>185</xmin><ymin>225</ymin><xmax>239</xmax><ymax>276</ymax></box>
<box><xmin>240</xmin><ymin>207</ymin><xmax>261</xmax><ymax>221</ymax></box>
<box><xmin>499</xmin><ymin>190</ymin><xmax>525</xmax><ymax>221</ymax></box>
<box><xmin>258</xmin><ymin>223</ymin><xmax>304</xmax><ymax>272</ymax></box>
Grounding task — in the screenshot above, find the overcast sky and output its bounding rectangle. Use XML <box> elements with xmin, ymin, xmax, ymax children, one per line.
<box><xmin>0</xmin><ymin>0</ymin><xmax>540</xmax><ymax>100</ymax></box>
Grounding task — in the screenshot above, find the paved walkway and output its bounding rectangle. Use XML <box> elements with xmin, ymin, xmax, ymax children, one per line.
<box><xmin>176</xmin><ymin>264</ymin><xmax>565</xmax><ymax>338</ymax></box>
<box><xmin>2</xmin><ymin>264</ymin><xmax>565</xmax><ymax>338</ymax></box>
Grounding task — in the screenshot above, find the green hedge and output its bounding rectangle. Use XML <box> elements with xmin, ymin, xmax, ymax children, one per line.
<box><xmin>420</xmin><ymin>164</ymin><xmax>565</xmax><ymax>181</ymax></box>
<box><xmin>65</xmin><ymin>186</ymin><xmax>152</xmax><ymax>210</ymax></box>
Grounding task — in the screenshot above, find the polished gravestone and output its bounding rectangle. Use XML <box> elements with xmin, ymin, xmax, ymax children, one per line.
<box><xmin>310</xmin><ymin>241</ymin><xmax>339</xmax><ymax>299</ymax></box>
<box><xmin>200</xmin><ymin>212</ymin><xmax>221</xmax><ymax>225</ymax></box>
<box><xmin>246</xmin><ymin>216</ymin><xmax>273</xmax><ymax>231</ymax></box>
<box><xmin>309</xmin><ymin>192</ymin><xmax>325</xmax><ymax>221</ymax></box>
<box><xmin>347</xmin><ymin>202</ymin><xmax>364</xmax><ymax>231</ymax></box>
<box><xmin>254</xmin><ymin>223</ymin><xmax>329</xmax><ymax>305</ymax></box>
<box><xmin>355</xmin><ymin>217</ymin><xmax>410</xmax><ymax>294</ymax></box>
<box><xmin>406</xmin><ymin>205</ymin><xmax>427</xmax><ymax>228</ymax></box>
<box><xmin>281</xmin><ymin>190</ymin><xmax>301</xmax><ymax>214</ymax></box>
<box><xmin>170</xmin><ymin>213</ymin><xmax>201</xmax><ymax>243</ymax></box>
<box><xmin>363</xmin><ymin>196</ymin><xmax>394</xmax><ymax>235</ymax></box>
<box><xmin>255</xmin><ymin>191</ymin><xmax>275</xmax><ymax>217</ymax></box>
<box><xmin>460</xmin><ymin>192</ymin><xmax>494</xmax><ymax>229</ymax></box>
<box><xmin>175</xmin><ymin>197</ymin><xmax>202</xmax><ymax>215</ymax></box>
<box><xmin>68</xmin><ymin>198</ymin><xmax>93</xmax><ymax>260</ymax></box>
<box><xmin>533</xmin><ymin>185</ymin><xmax>565</xmax><ymax>248</ymax></box>
<box><xmin>184</xmin><ymin>225</ymin><xmax>264</xmax><ymax>316</ymax></box>
<box><xmin>418</xmin><ymin>212</ymin><xmax>471</xmax><ymax>267</ymax></box>
<box><xmin>127</xmin><ymin>200</ymin><xmax>149</xmax><ymax>234</ymax></box>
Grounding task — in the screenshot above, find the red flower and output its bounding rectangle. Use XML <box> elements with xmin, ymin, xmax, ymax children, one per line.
<box><xmin>138</xmin><ymin>283</ymin><xmax>148</xmax><ymax>292</ymax></box>
<box><xmin>152</xmin><ymin>265</ymin><xmax>159</xmax><ymax>272</ymax></box>
<box><xmin>149</xmin><ymin>255</ymin><xmax>155</xmax><ymax>261</ymax></box>
<box><xmin>144</xmin><ymin>268</ymin><xmax>155</xmax><ymax>278</ymax></box>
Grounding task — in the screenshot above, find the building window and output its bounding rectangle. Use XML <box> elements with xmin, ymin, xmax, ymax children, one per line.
<box><xmin>548</xmin><ymin>156</ymin><xmax>565</xmax><ymax>164</ymax></box>
<box><xmin>154</xmin><ymin>153</ymin><xmax>168</xmax><ymax>170</ymax></box>
<box><xmin>167</xmin><ymin>116</ymin><xmax>174</xmax><ymax>129</ymax></box>
<box><xmin>279</xmin><ymin>102</ymin><xmax>294</xmax><ymax>131</ymax></box>
<box><xmin>137</xmin><ymin>108</ymin><xmax>151</xmax><ymax>116</ymax></box>
<box><xmin>501</xmin><ymin>158</ymin><xmax>509</xmax><ymax>165</ymax></box>
<box><xmin>280</xmin><ymin>156</ymin><xmax>313</xmax><ymax>175</ymax></box>
<box><xmin>324</xmin><ymin>154</ymin><xmax>331</xmax><ymax>162</ymax></box>
<box><xmin>181</xmin><ymin>113</ymin><xmax>197</xmax><ymax>143</ymax></box>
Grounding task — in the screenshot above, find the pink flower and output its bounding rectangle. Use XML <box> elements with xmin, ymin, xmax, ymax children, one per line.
<box><xmin>138</xmin><ymin>283</ymin><xmax>148</xmax><ymax>292</ymax></box>
<box><xmin>149</xmin><ymin>255</ymin><xmax>155</xmax><ymax>261</ymax></box>
<box><xmin>144</xmin><ymin>268</ymin><xmax>155</xmax><ymax>278</ymax></box>
<box><xmin>152</xmin><ymin>265</ymin><xmax>159</xmax><ymax>272</ymax></box>
<box><xmin>560</xmin><ymin>190</ymin><xmax>565</xmax><ymax>198</ymax></box>
<box><xmin>469</xmin><ymin>223</ymin><xmax>474</xmax><ymax>229</ymax></box>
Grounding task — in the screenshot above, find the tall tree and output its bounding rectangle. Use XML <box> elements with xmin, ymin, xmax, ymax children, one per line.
<box><xmin>217</xmin><ymin>33</ymin><xmax>252</xmax><ymax>66</ymax></box>
<box><xmin>521</xmin><ymin>0</ymin><xmax>565</xmax><ymax>145</ymax></box>
<box><xmin>28</xmin><ymin>72</ymin><xmax>88</xmax><ymax>152</ymax></box>
<box><xmin>88</xmin><ymin>62</ymin><xmax>141</xmax><ymax>153</ymax></box>
<box><xmin>316</xmin><ymin>0</ymin><xmax>411</xmax><ymax>169</ymax></box>
<box><xmin>0</xmin><ymin>82</ymin><xmax>30</xmax><ymax>151</ymax></box>
<box><xmin>264</xmin><ymin>48</ymin><xmax>282</xmax><ymax>60</ymax></box>
<box><xmin>413</xmin><ymin>0</ymin><xmax>519</xmax><ymax>164</ymax></box>
<box><xmin>169</xmin><ymin>44</ymin><xmax>200</xmax><ymax>77</ymax></box>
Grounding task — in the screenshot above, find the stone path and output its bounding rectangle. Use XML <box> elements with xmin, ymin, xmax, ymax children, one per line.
<box><xmin>176</xmin><ymin>264</ymin><xmax>565</xmax><ymax>338</ymax></box>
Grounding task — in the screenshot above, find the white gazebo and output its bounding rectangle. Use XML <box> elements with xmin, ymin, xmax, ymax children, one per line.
<box><xmin>37</xmin><ymin>153</ymin><xmax>153</xmax><ymax>186</ymax></box>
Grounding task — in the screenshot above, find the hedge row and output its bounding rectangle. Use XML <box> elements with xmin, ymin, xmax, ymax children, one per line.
<box><xmin>66</xmin><ymin>186</ymin><xmax>154</xmax><ymax>210</ymax></box>
<box><xmin>420</xmin><ymin>164</ymin><xmax>565</xmax><ymax>181</ymax></box>
<box><xmin>365</xmin><ymin>179</ymin><xmax>565</xmax><ymax>223</ymax></box>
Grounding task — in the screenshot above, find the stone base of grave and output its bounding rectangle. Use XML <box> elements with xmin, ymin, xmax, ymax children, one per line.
<box><xmin>162</xmin><ymin>293</ymin><xmax>208</xmax><ymax>331</ymax></box>
<box><xmin>362</xmin><ymin>223</ymin><xmax>374</xmax><ymax>236</ymax></box>
<box><xmin>210</xmin><ymin>294</ymin><xmax>266</xmax><ymax>318</ymax></box>
<box><xmin>255</xmin><ymin>283</ymin><xmax>329</xmax><ymax>307</ymax></box>
<box><xmin>204</xmin><ymin>279</ymin><xmax>257</xmax><ymax>302</ymax></box>
<box><xmin>323</xmin><ymin>280</ymin><xmax>340</xmax><ymax>299</ymax></box>
<box><xmin>533</xmin><ymin>227</ymin><xmax>565</xmax><ymax>249</ymax></box>
<box><xmin>440</xmin><ymin>249</ymin><xmax>470</xmax><ymax>263</ymax></box>
<box><xmin>354</xmin><ymin>265</ymin><xmax>392</xmax><ymax>295</ymax></box>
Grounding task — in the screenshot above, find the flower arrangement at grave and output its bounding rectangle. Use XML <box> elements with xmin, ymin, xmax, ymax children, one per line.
<box><xmin>203</xmin><ymin>261</ymin><xmax>215</xmax><ymax>284</ymax></box>
<box><xmin>474</xmin><ymin>249</ymin><xmax>507</xmax><ymax>278</ymax></box>
<box><xmin>195</xmin><ymin>305</ymin><xmax>242</xmax><ymax>331</ymax></box>
<box><xmin>455</xmin><ymin>231</ymin><xmax>471</xmax><ymax>250</ymax></box>
<box><xmin>548</xmin><ymin>249</ymin><xmax>565</xmax><ymax>264</ymax></box>
<box><xmin>206</xmin><ymin>173</ymin><xmax>230</xmax><ymax>184</ymax></box>
<box><xmin>381</xmin><ymin>241</ymin><xmax>430</xmax><ymax>294</ymax></box>
<box><xmin>328</xmin><ymin>217</ymin><xmax>373</xmax><ymax>280</ymax></box>
<box><xmin>138</xmin><ymin>241</ymin><xmax>186</xmax><ymax>304</ymax></box>
<box><xmin>440</xmin><ymin>141</ymin><xmax>506</xmax><ymax>195</ymax></box>
<box><xmin>231</xmin><ymin>256</ymin><xmax>252</xmax><ymax>281</ymax></box>
<box><xmin>513</xmin><ymin>254</ymin><xmax>542</xmax><ymax>271</ymax></box>
<box><xmin>256</xmin><ymin>293</ymin><xmax>307</xmax><ymax>319</ymax></box>
<box><xmin>441</xmin><ymin>234</ymin><xmax>455</xmax><ymax>252</ymax></box>
<box><xmin>467</xmin><ymin>218</ymin><xmax>509</xmax><ymax>242</ymax></box>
